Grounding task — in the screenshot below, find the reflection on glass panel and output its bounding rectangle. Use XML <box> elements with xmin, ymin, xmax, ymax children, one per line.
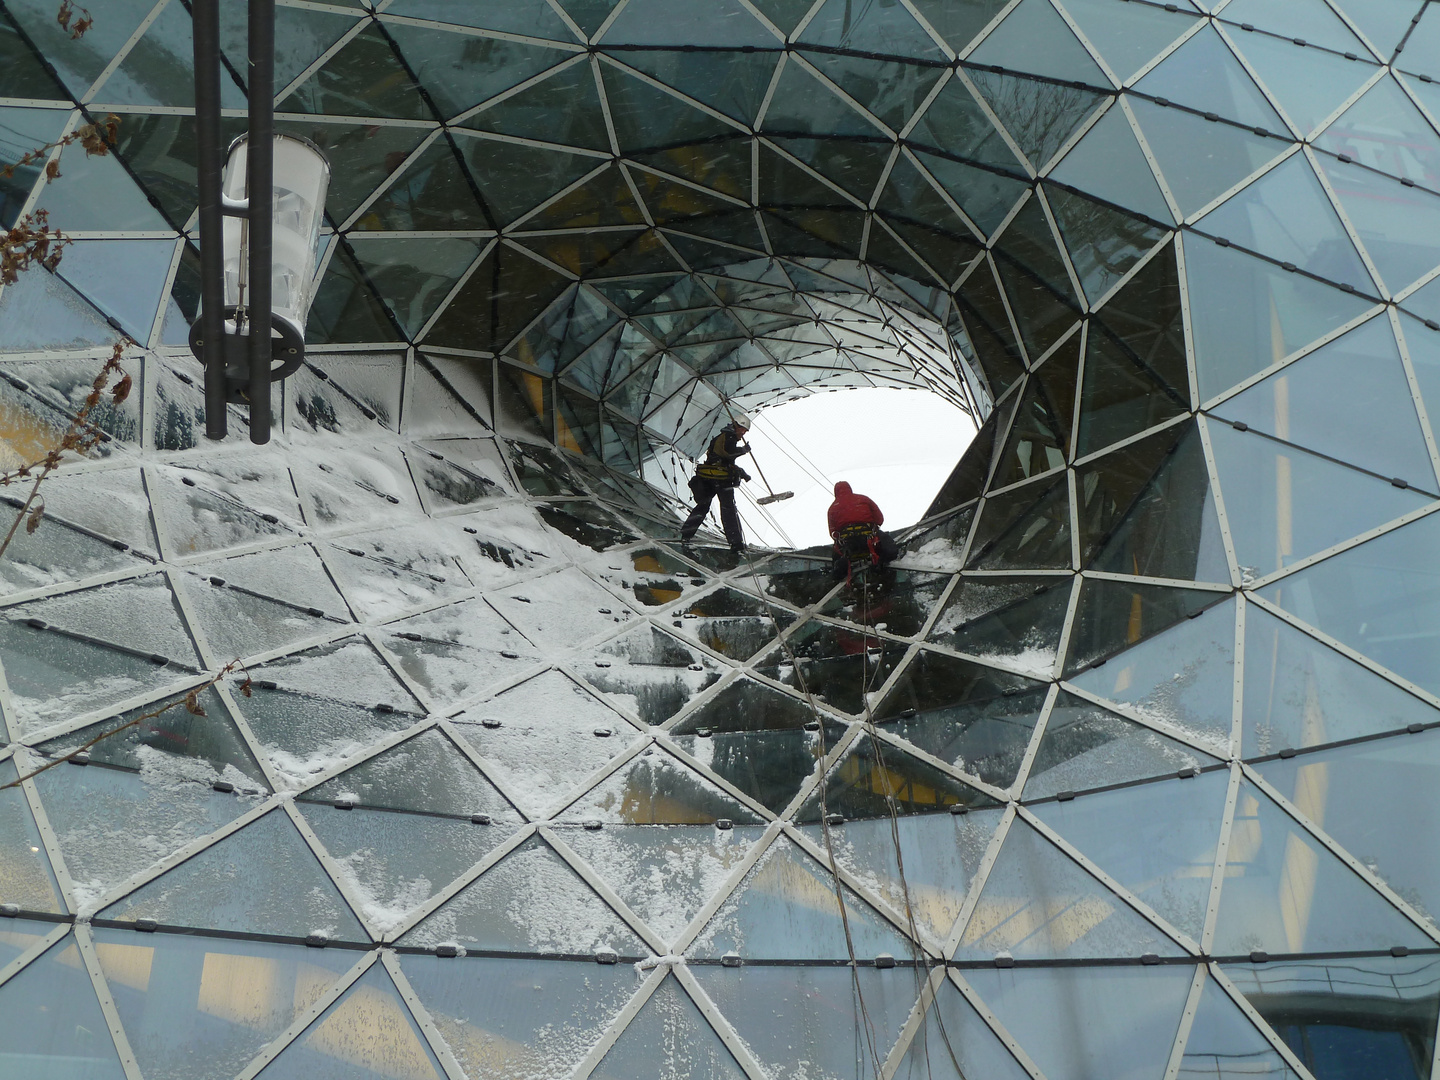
<box><xmin>1129</xmin><ymin>98</ymin><xmax>1283</xmax><ymax>216</ymax></box>
<box><xmin>559</xmin><ymin>823</ymin><xmax>762</xmax><ymax>944</ymax></box>
<box><xmin>955</xmin><ymin>817</ymin><xmax>1182</xmax><ymax>960</ymax></box>
<box><xmin>671</xmin><ymin>586</ymin><xmax>791</xmax><ymax>660</ymax></box>
<box><xmin>101</xmin><ymin>808</ymin><xmax>366</xmax><ymax>940</ymax></box>
<box><xmin>94</xmin><ymin>929</ymin><xmax>354</xmax><ymax>1080</ymax></box>
<box><xmin>592</xmin><ymin>974</ymin><xmax>745</xmax><ymax>1080</ymax></box>
<box><xmin>1030</xmin><ymin>770</ymin><xmax>1228</xmax><ymax>942</ymax></box>
<box><xmin>1068</xmin><ymin>598</ymin><xmax>1235</xmax><ymax>750</ymax></box>
<box><xmin>255</xmin><ymin>963</ymin><xmax>445</xmax><ymax>1080</ymax></box>
<box><xmin>558</xmin><ymin>745</ymin><xmax>763</xmax><ymax>825</ymax></box>
<box><xmin>399</xmin><ymin>836</ymin><xmax>649</xmax><ymax>956</ymax></box>
<box><xmin>1314</xmin><ymin>151</ymin><xmax>1440</xmax><ymax>295</ymax></box>
<box><xmin>400</xmin><ymin>954</ymin><xmax>639</xmax><ymax>1080</ymax></box>
<box><xmin>753</xmin><ymin>620</ymin><xmax>906</xmax><ymax>716</ymax></box>
<box><xmin>874</xmin><ymin>648</ymin><xmax>1047</xmax><ymax>788</ymax></box>
<box><xmin>819</xmin><ymin>568</ymin><xmax>952</xmax><ymax>638</ymax></box>
<box><xmin>1241</xmin><ymin>604</ymin><xmax>1439</xmax><ymax>756</ymax></box>
<box><xmin>893</xmin><ymin>973</ymin><xmax>1032</xmax><ymax>1080</ymax></box>
<box><xmin>1063</xmin><ymin>579</ymin><xmax>1219</xmax><ymax>675</ymax></box>
<box><xmin>796</xmin><ymin>735</ymin><xmax>999</xmax><ymax>821</ymax></box>
<box><xmin>0</xmin><ymin>508</ymin><xmax>145</xmax><ymax>598</ymax></box>
<box><xmin>306</xmin><ymin>730</ymin><xmax>516</xmax><ymax>819</ymax></box>
<box><xmin>0</xmin><ymin>935</ymin><xmax>127</xmax><ymax>1078</ymax></box>
<box><xmin>967</xmin><ymin>477</ymin><xmax>1072</xmax><ymax>571</ymax></box>
<box><xmin>1024</xmin><ymin>692</ymin><xmax>1219</xmax><ymax>800</ymax></box>
<box><xmin>692</xmin><ymin>965</ymin><xmax>916</xmax><ymax>1080</ymax></box>
<box><xmin>964</xmin><ymin>963</ymin><xmax>1193</xmax><ymax>1080</ymax></box>
<box><xmin>799</xmin><ymin>807</ymin><xmax>1004</xmax><ymax>943</ymax></box>
<box><xmin>1177</xmin><ymin>971</ymin><xmax>1299</xmax><ymax>1080</ymax></box>
<box><xmin>1213</xmin><ymin>781</ymin><xmax>1430</xmax><ymax>956</ymax></box>
<box><xmin>1258</xmin><ymin>730</ymin><xmax>1440</xmax><ymax>929</ymax></box>
<box><xmin>1259</xmin><ymin>512</ymin><xmax>1440</xmax><ymax>699</ymax></box>
<box><xmin>1223</xmin><ymin>956</ymin><xmax>1440</xmax><ymax>1080</ymax></box>
<box><xmin>903</xmin><ymin>505</ymin><xmax>976</xmax><ymax>571</ymax></box>
<box><xmin>752</xmin><ymin>553</ymin><xmax>843</xmax><ymax>609</ymax></box>
<box><xmin>690</xmin><ymin>836</ymin><xmax>909</xmax><ymax>960</ymax></box>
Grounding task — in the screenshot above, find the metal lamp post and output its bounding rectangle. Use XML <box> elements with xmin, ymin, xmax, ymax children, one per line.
<box><xmin>190</xmin><ymin>0</ymin><xmax>330</xmax><ymax>444</ymax></box>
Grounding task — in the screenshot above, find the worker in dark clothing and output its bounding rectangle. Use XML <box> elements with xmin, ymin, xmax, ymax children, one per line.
<box><xmin>828</xmin><ymin>480</ymin><xmax>900</xmax><ymax>581</ymax></box>
<box><xmin>680</xmin><ymin>414</ymin><xmax>752</xmax><ymax>551</ymax></box>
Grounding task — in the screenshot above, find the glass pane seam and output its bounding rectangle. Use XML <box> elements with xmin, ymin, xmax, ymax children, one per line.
<box><xmin>71</xmin><ymin>923</ymin><xmax>143</xmax><ymax>1080</ymax></box>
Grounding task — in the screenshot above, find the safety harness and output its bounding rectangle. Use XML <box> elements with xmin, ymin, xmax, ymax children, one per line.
<box><xmin>834</xmin><ymin>522</ymin><xmax>881</xmax><ymax>584</ymax></box>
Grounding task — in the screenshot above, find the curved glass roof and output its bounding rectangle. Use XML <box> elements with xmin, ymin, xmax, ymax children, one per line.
<box><xmin>2</xmin><ymin>0</ymin><xmax>1440</xmax><ymax>1077</ymax></box>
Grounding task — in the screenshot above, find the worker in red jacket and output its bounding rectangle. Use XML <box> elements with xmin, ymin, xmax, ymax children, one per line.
<box><xmin>827</xmin><ymin>481</ymin><xmax>900</xmax><ymax>581</ymax></box>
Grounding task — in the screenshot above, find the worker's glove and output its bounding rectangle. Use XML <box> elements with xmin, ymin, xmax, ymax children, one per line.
<box><xmin>737</xmin><ymin>469</ymin><xmax>751</xmax><ymax>482</ymax></box>
<box><xmin>734</xmin><ymin>442</ymin><xmax>751</xmax><ymax>456</ymax></box>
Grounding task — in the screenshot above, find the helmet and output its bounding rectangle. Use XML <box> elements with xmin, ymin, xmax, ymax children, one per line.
<box><xmin>726</xmin><ymin>409</ymin><xmax>751</xmax><ymax>430</ymax></box>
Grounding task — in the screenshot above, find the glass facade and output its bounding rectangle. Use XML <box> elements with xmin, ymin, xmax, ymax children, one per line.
<box><xmin>0</xmin><ymin>0</ymin><xmax>1438</xmax><ymax>1077</ymax></box>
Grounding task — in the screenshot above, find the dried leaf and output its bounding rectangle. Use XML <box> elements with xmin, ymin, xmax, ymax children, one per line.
<box><xmin>44</xmin><ymin>159</ymin><xmax>59</xmax><ymax>182</ymax></box>
<box><xmin>111</xmin><ymin>373</ymin><xmax>132</xmax><ymax>404</ymax></box>
<box><xmin>238</xmin><ymin>678</ymin><xmax>253</xmax><ymax>698</ymax></box>
<box><xmin>25</xmin><ymin>504</ymin><xmax>43</xmax><ymax>534</ymax></box>
<box><xmin>183</xmin><ymin>689</ymin><xmax>206</xmax><ymax>717</ymax></box>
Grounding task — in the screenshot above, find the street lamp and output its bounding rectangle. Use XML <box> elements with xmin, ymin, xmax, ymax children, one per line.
<box><xmin>190</xmin><ymin>0</ymin><xmax>329</xmax><ymax>445</ymax></box>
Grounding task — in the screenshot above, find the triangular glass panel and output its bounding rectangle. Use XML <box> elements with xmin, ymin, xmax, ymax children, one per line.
<box><xmin>796</xmin><ymin>733</ymin><xmax>1001</xmax><ymax>822</ymax></box>
<box><xmin>0</xmin><ymin>935</ymin><xmax>128</xmax><ymax>1078</ymax></box>
<box><xmin>798</xmin><ymin>0</ymin><xmax>944</xmax><ymax>59</ymax></box>
<box><xmin>907</xmin><ymin>0</ymin><xmax>1009</xmax><ymax>53</ymax></box>
<box><xmin>1057</xmin><ymin>0</ymin><xmax>1199</xmax><ymax>83</ymax></box>
<box><xmin>1046</xmin><ymin>186</ymin><xmax>1168</xmax><ymax>305</ymax></box>
<box><xmin>489</xmin><ymin>566</ymin><xmax>636</xmax><ymax>649</ymax></box>
<box><xmin>970</xmin><ymin>0</ymin><xmax>1109</xmax><ymax>85</ymax></box>
<box><xmin>100</xmin><ymin>807</ymin><xmax>365</xmax><ymax>939</ymax></box>
<box><xmin>1242</xmin><ymin>600</ymin><xmax>1440</xmax><ymax>756</ymax></box>
<box><xmin>1025</xmin><ymin>691</ymin><xmax>1221</xmax><ymax>799</ymax></box>
<box><xmin>819</xmin><ymin>566</ymin><xmax>954</xmax><ymax>639</ymax></box>
<box><xmin>1214</xmin><ymin>314</ymin><xmax>1434</xmax><ymax>489</ymax></box>
<box><xmin>1225</xmin><ymin>0</ymin><xmax>1368</xmax><ymax>54</ymax></box>
<box><xmin>93</xmin><ymin>928</ymin><xmax>356</xmax><ymax>1080</ymax></box>
<box><xmin>799</xmin><ymin>50</ymin><xmax>946</xmax><ymax>133</ymax></box>
<box><xmin>1064</xmin><ymin>578</ymin><xmax>1220</xmax><ymax>674</ymax></box>
<box><xmin>957</xmin><ymin>263</ymin><xmax>1028</xmax><ymax>398</ymax></box>
<box><xmin>181</xmin><ymin>572</ymin><xmax>338</xmax><ymax>661</ymax></box>
<box><xmin>762</xmin><ymin>55</ymin><xmax>884</xmax><ymax>138</ymax></box>
<box><xmin>873</xmin><ymin>648</ymin><xmax>1049</xmax><ymax>787</ymax></box>
<box><xmin>1031</xmin><ymin>768</ymin><xmax>1228</xmax><ymax>941</ymax></box>
<box><xmin>1208</xmin><ymin>419</ymin><xmax>1429</xmax><ymax>581</ymax></box>
<box><xmin>217</xmin><ymin>2</ymin><xmax>359</xmax><ymax>98</ymax></box>
<box><xmin>399</xmin><ymin>834</ymin><xmax>649</xmax><ymax>955</ymax></box>
<box><xmin>278</xmin><ymin>120</ymin><xmax>428</xmax><ymax>225</ymax></box>
<box><xmin>599</xmin><ymin>60</ymin><xmax>740</xmax><ymax>153</ymax></box>
<box><xmin>955</xmin><ymin>816</ymin><xmax>1183</xmax><ymax>959</ymax></box>
<box><xmin>0</xmin><ymin>757</ymin><xmax>65</xmax><ymax>912</ymax></box>
<box><xmin>385</xmin><ymin>22</ymin><xmax>570</xmax><ymax>121</ymax></box>
<box><xmin>1185</xmin><ymin>234</ymin><xmax>1375</xmax><ymax>403</ymax></box>
<box><xmin>752</xmin><ymin>619</ymin><xmax>908</xmax><ymax>717</ymax></box>
<box><xmin>891</xmin><ymin>974</ymin><xmax>1032</xmax><ymax>1080</ymax></box>
<box><xmin>592</xmin><ymin>974</ymin><xmax>746</xmax><ymax>1080</ymax></box>
<box><xmin>602</xmin><ymin>0</ymin><xmax>774</xmax><ymax>46</ymax></box>
<box><xmin>798</xmin><ymin>805</ymin><xmax>1004</xmax><ymax>943</ymax></box>
<box><xmin>557</xmin><ymin>744</ymin><xmax>764</xmax><ymax>825</ymax></box>
<box><xmin>1233</xmin><ymin>29</ymin><xmax>1378</xmax><ymax>138</ymax></box>
<box><xmin>993</xmin><ymin>354</ymin><xmax>1078</xmax><ymax>488</ymax></box>
<box><xmin>37</xmin><ymin>685</ymin><xmax>267</xmax><ymax>789</ymax></box>
<box><xmin>347</xmin><ymin>237</ymin><xmax>483</xmax><ymax>338</ymax></box>
<box><xmin>1129</xmin><ymin>99</ymin><xmax>1286</xmax><ymax>218</ymax></box>
<box><xmin>930</xmin><ymin>576</ymin><xmax>1071</xmax><ymax>679</ymax></box>
<box><xmin>1313</xmin><ymin>150</ymin><xmax>1440</xmax><ymax>296</ymax></box>
<box><xmin>0</xmin><ymin>262</ymin><xmax>118</xmax><ymax>351</ymax></box>
<box><xmin>232</xmin><ymin>638</ymin><xmax>424</xmax><ymax>785</ymax></box>
<box><xmin>970</xmin><ymin>67</ymin><xmax>1109</xmax><ymax>173</ymax></box>
<box><xmin>53</xmin><ymin>238</ymin><xmax>175</xmax><ymax>341</ymax></box>
<box><xmin>1258</xmin><ymin>728</ymin><xmax>1440</xmax><ymax>928</ymax></box>
<box><xmin>1333</xmin><ymin>1</ymin><xmax>1417</xmax><ymax>59</ymax></box>
<box><xmin>1087</xmin><ymin>428</ymin><xmax>1231</xmax><ymax>584</ymax></box>
<box><xmin>398</xmin><ymin>952</ymin><xmax>639</xmax><ymax>1080</ymax></box>
<box><xmin>308</xmin><ymin>241</ymin><xmax>406</xmax><ymax>344</ymax></box>
<box><xmin>33</xmin><ymin>146</ymin><xmax>172</xmax><ymax>231</ymax></box>
<box><xmin>252</xmin><ymin>964</ymin><xmax>445</xmax><ymax>1080</ymax></box>
<box><xmin>963</xmin><ymin>964</ymin><xmax>1198</xmax><ymax>1080</ymax></box>
<box><xmin>278</xmin><ymin>25</ymin><xmax>430</xmax><ymax>119</ymax></box>
<box><xmin>1070</xmin><ymin>591</ymin><xmax>1235</xmax><ymax>745</ymax></box>
<box><xmin>1135</xmin><ymin>24</ymin><xmax>1284</xmax><ymax>130</ymax></box>
<box><xmin>1076</xmin><ymin>263</ymin><xmax>1190</xmax><ymax>458</ymax></box>
<box><xmin>559</xmin><ymin>822</ymin><xmax>764</xmax><ymax>944</ymax></box>
<box><xmin>690</xmin><ymin>834</ymin><xmax>912</xmax><ymax>959</ymax></box>
<box><xmin>1319</xmin><ymin>74</ymin><xmax>1440</xmax><ymax>187</ymax></box>
<box><xmin>452</xmin><ymin>135</ymin><xmax>600</xmax><ymax>228</ymax></box>
<box><xmin>1176</xmin><ymin>970</ymin><xmax>1303</xmax><ymax>1079</ymax></box>
<box><xmin>379</xmin><ymin>599</ymin><xmax>537</xmax><ymax>707</ymax></box>
<box><xmin>452</xmin><ymin>670</ymin><xmax>639</xmax><ymax>819</ymax></box>
<box><xmin>32</xmin><ymin>757</ymin><xmax>250</xmax><ymax>910</ymax></box>
<box><xmin>460</xmin><ymin>57</ymin><xmax>609</xmax><ymax>150</ymax></box>
<box><xmin>668</xmin><ymin>585</ymin><xmax>793</xmax><ymax>660</ymax></box>
<box><xmin>0</xmin><ymin>505</ymin><xmax>149</xmax><ymax>600</ymax></box>
<box><xmin>1222</xmin><ymin>955</ymin><xmax>1440</xmax><ymax>1079</ymax></box>
<box><xmin>626</xmin><ymin>48</ymin><xmax>779</xmax><ymax>129</ymax></box>
<box><xmin>907</xmin><ymin>75</ymin><xmax>1027</xmax><ymax>175</ymax></box>
<box><xmin>691</xmin><ymin>964</ymin><xmax>918</xmax><ymax>1080</ymax></box>
<box><xmin>1213</xmin><ymin>779</ymin><xmax>1431</xmax><ymax>954</ymax></box>
<box><xmin>0</xmin><ymin>7</ymin><xmax>69</xmax><ymax>100</ymax></box>
<box><xmin>555</xmin><ymin>0</ymin><xmax>625</xmax><ymax>38</ymax></box>
<box><xmin>916</xmin><ymin>150</ymin><xmax>1030</xmax><ymax>240</ymax></box>
<box><xmin>1197</xmin><ymin>152</ymin><xmax>1374</xmax><ymax>291</ymax></box>
<box><xmin>101</xmin><ymin>0</ymin><xmax>249</xmax><ymax>108</ymax></box>
<box><xmin>967</xmin><ymin>476</ymin><xmax>1072</xmax><ymax>571</ymax></box>
<box><xmin>306</xmin><ymin>729</ymin><xmax>517</xmax><ymax>819</ymax></box>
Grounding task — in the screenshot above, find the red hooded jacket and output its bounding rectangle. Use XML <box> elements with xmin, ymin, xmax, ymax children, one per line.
<box><xmin>827</xmin><ymin>481</ymin><xmax>884</xmax><ymax>538</ymax></box>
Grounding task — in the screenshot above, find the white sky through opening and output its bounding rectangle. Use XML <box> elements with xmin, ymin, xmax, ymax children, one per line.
<box><xmin>723</xmin><ymin>387</ymin><xmax>978</xmax><ymax>550</ymax></box>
